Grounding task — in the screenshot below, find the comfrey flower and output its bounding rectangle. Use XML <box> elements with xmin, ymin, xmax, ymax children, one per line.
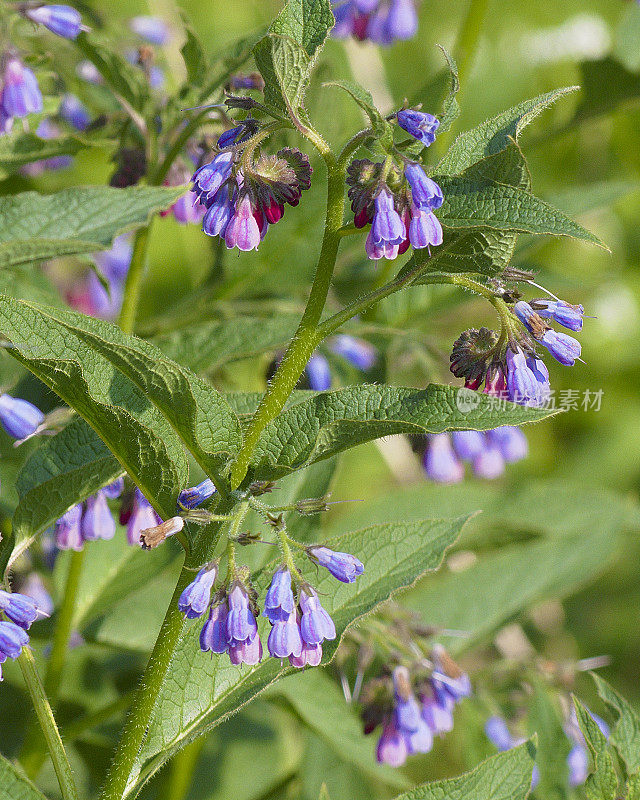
<box><xmin>484</xmin><ymin>715</ymin><xmax>540</xmax><ymax>789</ymax></box>
<box><xmin>307</xmin><ymin>546</ymin><xmax>364</xmax><ymax>583</ymax></box>
<box><xmin>264</xmin><ymin>568</ymin><xmax>295</xmax><ymax>622</ymax></box>
<box><xmin>54</xmin><ymin>504</ymin><xmax>83</xmax><ymax>551</ymax></box>
<box><xmin>331</xmin><ymin>0</ymin><xmax>418</xmax><ymax>44</ymax></box>
<box><xmin>0</xmin><ymin>620</ymin><xmax>30</xmax><ymax>665</ymax></box>
<box><xmin>54</xmin><ymin>480</ymin><xmax>122</xmax><ymax>550</ymax></box>
<box><xmin>81</xmin><ymin>490</ymin><xmax>116</xmax><ymax>541</ymax></box>
<box><xmin>226</xmin><ymin>583</ymin><xmax>262</xmax><ymax>665</ymax></box>
<box><xmin>59</xmin><ymin>93</ymin><xmax>90</xmax><ymax>130</ymax></box>
<box><xmin>0</xmin><ymin>394</ymin><xmax>44</xmax><ymax>440</ymax></box>
<box><xmin>86</xmin><ymin>235</ymin><xmax>133</xmax><ymax>319</ymax></box>
<box><xmin>161</xmin><ymin>161</ymin><xmax>206</xmax><ymax>225</ymax></box>
<box><xmin>564</xmin><ymin>706</ymin><xmax>610</xmax><ymax>787</ymax></box>
<box><xmin>177</xmin><ymin>478</ymin><xmax>216</xmax><ymax>511</ymax></box>
<box><xmin>305</xmin><ymin>353</ymin><xmax>332</xmax><ymax>391</ymax></box>
<box><xmin>23</xmin><ymin>5</ymin><xmax>86</xmax><ymax>39</ymax></box>
<box><xmin>127</xmin><ymin>489</ymin><xmax>161</xmax><ymax>546</ymax></box>
<box><xmin>0</xmin><ymin>589</ymin><xmax>42</xmax><ymax>629</ymax></box>
<box><xmin>19</xmin><ymin>573</ymin><xmax>53</xmax><ymax>617</ymax></box>
<box><xmin>531</xmin><ymin>298</ymin><xmax>585</xmax><ymax>332</ymax></box>
<box><xmin>1</xmin><ymin>57</ymin><xmax>43</xmax><ymax>118</ymax></box>
<box><xmin>513</xmin><ymin>300</ymin><xmax>582</xmax><ymax>366</ymax></box>
<box><xmin>423</xmin><ymin>434</ymin><xmax>464</xmax><ymax>484</ymax></box>
<box><xmin>397</xmin><ymin>109</ymin><xmax>439</xmax><ymax>147</ymax></box>
<box><xmin>304</xmin><ymin>335</ymin><xmax>377</xmax><ymax>390</ymax></box>
<box><xmin>21</xmin><ymin>119</ymin><xmax>72</xmax><ymax>176</ymax></box>
<box><xmin>506</xmin><ymin>347</ymin><xmax>547</xmax><ymax>407</ymax></box>
<box><xmin>299</xmin><ymin>588</ymin><xmax>336</xmax><ymax>646</ymax></box>
<box><xmin>129</xmin><ymin>15</ymin><xmax>170</xmax><ymax>45</ymax></box>
<box><xmin>178</xmin><ymin>564</ymin><xmax>218</xmax><ymax>619</ymax></box>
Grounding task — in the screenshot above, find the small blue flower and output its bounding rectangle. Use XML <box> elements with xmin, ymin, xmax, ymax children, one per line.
<box><xmin>263</xmin><ymin>568</ymin><xmax>295</xmax><ymax>622</ymax></box>
<box><xmin>55</xmin><ymin>504</ymin><xmax>84</xmax><ymax>551</ymax></box>
<box><xmin>506</xmin><ymin>348</ymin><xmax>545</xmax><ymax>407</ymax></box>
<box><xmin>392</xmin><ymin>667</ymin><xmax>433</xmax><ymax>755</ymax></box>
<box><xmin>228</xmin><ymin>631</ymin><xmax>262</xmax><ymax>665</ymax></box>
<box><xmin>267</xmin><ymin>608</ymin><xmax>303</xmax><ymax>659</ymax></box>
<box><xmin>178</xmin><ymin>564</ymin><xmax>218</xmax><ymax>619</ymax></box>
<box><xmin>533</xmin><ymin>299</ymin><xmax>584</xmax><ymax>332</ymax></box>
<box><xmin>421</xmin><ymin>693</ymin><xmax>454</xmax><ymax>734</ymax></box>
<box><xmin>130</xmin><ymin>15</ymin><xmax>170</xmax><ymax>45</ymax></box>
<box><xmin>0</xmin><ymin>590</ymin><xmax>41</xmax><ymax>630</ymax></box>
<box><xmin>224</xmin><ymin>194</ymin><xmax>261</xmax><ymax>252</ymax></box>
<box><xmin>0</xmin><ymin>620</ymin><xmax>29</xmax><ymax>660</ymax></box>
<box><xmin>199</xmin><ymin>601</ymin><xmax>229</xmax><ymax>654</ymax></box>
<box><xmin>102</xmin><ymin>477</ymin><xmax>124</xmax><ymax>499</ymax></box>
<box><xmin>299</xmin><ymin>589</ymin><xmax>336</xmax><ymax>645</ymax></box>
<box><xmin>305</xmin><ymin>353</ymin><xmax>332</xmax><ymax>391</ymax></box>
<box><xmin>540</xmin><ymin>330</ymin><xmax>581</xmax><ymax>366</ymax></box>
<box><xmin>226</xmin><ymin>583</ymin><xmax>258</xmax><ymax>643</ymax></box>
<box><xmin>397</xmin><ymin>109</ymin><xmax>439</xmax><ymax>147</ymax></box>
<box><xmin>472</xmin><ymin>442</ymin><xmax>505</xmax><ymax>479</ymax></box>
<box><xmin>423</xmin><ymin>434</ymin><xmax>464</xmax><ymax>484</ymax></box>
<box><xmin>0</xmin><ymin>394</ymin><xmax>44</xmax><ymax>439</ymax></box>
<box><xmin>384</xmin><ymin>0</ymin><xmax>419</xmax><ymax>41</ymax></box>
<box><xmin>81</xmin><ymin>491</ymin><xmax>116</xmax><ymax>541</ymax></box>
<box><xmin>1</xmin><ymin>58</ymin><xmax>42</xmax><ymax>118</ymax></box>
<box><xmin>484</xmin><ymin>716</ymin><xmax>514</xmax><ymax>751</ymax></box>
<box><xmin>408</xmin><ymin>205</ymin><xmax>443</xmax><ymax>249</ymax></box>
<box><xmin>404</xmin><ymin>162</ymin><xmax>443</xmax><ymax>210</ymax></box>
<box><xmin>217</xmin><ymin>126</ymin><xmax>245</xmax><ymax>149</ymax></box>
<box><xmin>177</xmin><ymin>478</ymin><xmax>216</xmax><ymax>511</ymax></box>
<box><xmin>513</xmin><ymin>300</ymin><xmax>537</xmax><ymax>330</ymax></box>
<box><xmin>307</xmin><ymin>546</ymin><xmax>364</xmax><ymax>584</ymax></box>
<box><xmin>202</xmin><ymin>187</ymin><xmax>236</xmax><ymax>238</ymax></box>
<box><xmin>20</xmin><ymin>574</ymin><xmax>53</xmax><ymax>617</ymax></box>
<box><xmin>451</xmin><ymin>430</ymin><xmax>485</xmax><ymax>461</ymax></box>
<box><xmin>192</xmin><ymin>152</ymin><xmax>234</xmax><ymax>203</ymax></box>
<box><xmin>329</xmin><ymin>335</ymin><xmax>377</xmax><ymax>371</ymax></box>
<box><xmin>59</xmin><ymin>93</ymin><xmax>91</xmax><ymax>130</ymax></box>
<box><xmin>488</xmin><ymin>426</ymin><xmax>528</xmax><ymax>462</ymax></box>
<box><xmin>289</xmin><ymin>638</ymin><xmax>323</xmax><ymax>668</ymax></box>
<box><xmin>568</xmin><ymin>744</ymin><xmax>589</xmax><ymax>786</ymax></box>
<box><xmin>371</xmin><ymin>187</ymin><xmax>406</xmax><ymax>247</ymax></box>
<box><xmin>25</xmin><ymin>5</ymin><xmax>85</xmax><ymax>39</ymax></box>
<box><xmin>377</xmin><ymin>720</ymin><xmax>408</xmax><ymax>766</ymax></box>
<box><xmin>127</xmin><ymin>489</ymin><xmax>160</xmax><ymax>546</ymax></box>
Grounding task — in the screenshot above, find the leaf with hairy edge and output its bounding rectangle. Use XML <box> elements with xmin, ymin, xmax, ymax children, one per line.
<box><xmin>324</xmin><ymin>80</ymin><xmax>389</xmax><ymax>138</ymax></box>
<box><xmin>248</xmin><ymin>384</ymin><xmax>557</xmax><ymax>480</ymax></box>
<box><xmin>392</xmin><ymin>742</ymin><xmax>536</xmax><ymax>800</ymax></box>
<box><xmin>593</xmin><ymin>675</ymin><xmax>640</xmax><ymax>776</ymax></box>
<box><xmin>224</xmin><ymin>390</ymin><xmax>311</xmax><ymax>420</ymax></box>
<box><xmin>120</xmin><ymin>516</ymin><xmax>468</xmax><ymax>796</ymax></box>
<box><xmin>574</xmin><ymin>697</ymin><xmax>618</xmax><ymax>800</ymax></box>
<box><xmin>8</xmin><ymin>417</ymin><xmax>122</xmax><ymax>572</ymax></box>
<box><xmin>270</xmin><ymin>0</ymin><xmax>335</xmax><ymax>55</ymax></box>
<box><xmin>0</xmin><ymin>755</ymin><xmax>48</xmax><ymax>800</ymax></box>
<box><xmin>438</xmin><ymin>87</ymin><xmax>578</xmax><ymax>175</ymax></box>
<box><xmin>0</xmin><ymin>295</ymin><xmax>187</xmax><ymax>517</ymax></box>
<box><xmin>152</xmin><ymin>315</ymin><xmax>300</xmax><ymax>373</ymax></box>
<box><xmin>25</xmin><ymin>301</ymin><xmax>243</xmax><ymax>480</ymax></box>
<box><xmin>0</xmin><ymin>132</ymin><xmax>103</xmax><ymax>174</ymax></box>
<box><xmin>0</xmin><ymin>185</ymin><xmax>185</xmax><ymax>263</ymax></box>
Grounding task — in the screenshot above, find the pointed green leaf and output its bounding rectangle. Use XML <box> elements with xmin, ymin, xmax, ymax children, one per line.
<box><xmin>0</xmin><ymin>755</ymin><xmax>48</xmax><ymax>800</ymax></box>
<box><xmin>593</xmin><ymin>675</ymin><xmax>640</xmax><ymax>776</ymax></box>
<box><xmin>574</xmin><ymin>697</ymin><xmax>618</xmax><ymax>800</ymax></box>
<box><xmin>270</xmin><ymin>0</ymin><xmax>335</xmax><ymax>56</ymax></box>
<box><xmin>0</xmin><ymin>295</ymin><xmax>188</xmax><ymax>517</ymax></box>
<box><xmin>248</xmin><ymin>384</ymin><xmax>558</xmax><ymax>480</ymax></box>
<box><xmin>0</xmin><ymin>131</ymin><xmax>104</xmax><ymax>174</ymax></box>
<box><xmin>392</xmin><ymin>743</ymin><xmax>536</xmax><ymax>800</ymax></box>
<box><xmin>180</xmin><ymin>12</ymin><xmax>209</xmax><ymax>86</ymax></box>
<box><xmin>121</xmin><ymin>516</ymin><xmax>467</xmax><ymax>796</ymax></box>
<box><xmin>626</xmin><ymin>773</ymin><xmax>640</xmax><ymax>800</ymax></box>
<box><xmin>324</xmin><ymin>80</ymin><xmax>390</xmax><ymax>137</ymax></box>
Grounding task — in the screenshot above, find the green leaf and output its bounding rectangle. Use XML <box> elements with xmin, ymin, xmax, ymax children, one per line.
<box><xmin>121</xmin><ymin>516</ymin><xmax>467</xmax><ymax>796</ymax></box>
<box><xmin>152</xmin><ymin>315</ymin><xmax>299</xmax><ymax>373</ymax></box>
<box><xmin>391</xmin><ymin>742</ymin><xmax>536</xmax><ymax>800</ymax></box>
<box><xmin>26</xmin><ymin>301</ymin><xmax>243</xmax><ymax>481</ymax></box>
<box><xmin>574</xmin><ymin>696</ymin><xmax>618</xmax><ymax>800</ymax></box>
<box><xmin>0</xmin><ymin>131</ymin><xmax>101</xmax><ymax>174</ymax></box>
<box><xmin>438</xmin><ymin>86</ymin><xmax>578</xmax><ymax>175</ymax></box>
<box><xmin>269</xmin><ymin>0</ymin><xmax>335</xmax><ymax>56</ymax></box>
<box><xmin>0</xmin><ymin>185</ymin><xmax>185</xmax><ymax>265</ymax></box>
<box><xmin>9</xmin><ymin>417</ymin><xmax>122</xmax><ymax>572</ymax></box>
<box><xmin>324</xmin><ymin>80</ymin><xmax>390</xmax><ymax>138</ymax></box>
<box><xmin>626</xmin><ymin>773</ymin><xmax>640</xmax><ymax>800</ymax></box>
<box><xmin>180</xmin><ymin>12</ymin><xmax>209</xmax><ymax>86</ymax></box>
<box><xmin>266</xmin><ymin>670</ymin><xmax>410</xmax><ymax>790</ymax></box>
<box><xmin>0</xmin><ymin>755</ymin><xmax>48</xmax><ymax>800</ymax></box>
<box><xmin>529</xmin><ymin>683</ymin><xmax>570</xmax><ymax>800</ymax></box>
<box><xmin>248</xmin><ymin>384</ymin><xmax>557</xmax><ymax>480</ymax></box>
<box><xmin>0</xmin><ymin>295</ymin><xmax>188</xmax><ymax>517</ymax></box>
<box><xmin>593</xmin><ymin>674</ymin><xmax>640</xmax><ymax>776</ymax></box>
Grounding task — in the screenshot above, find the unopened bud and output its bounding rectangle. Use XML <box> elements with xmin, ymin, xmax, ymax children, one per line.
<box><xmin>140</xmin><ymin>516</ymin><xmax>184</xmax><ymax>550</ymax></box>
<box><xmin>225</xmin><ymin>95</ymin><xmax>259</xmax><ymax>110</ymax></box>
<box><xmin>235</xmin><ymin>531</ymin><xmax>262</xmax><ymax>546</ymax></box>
<box><xmin>249</xmin><ymin>480</ymin><xmax>275</xmax><ymax>496</ymax></box>
<box><xmin>295</xmin><ymin>494</ymin><xmax>332</xmax><ymax>515</ymax></box>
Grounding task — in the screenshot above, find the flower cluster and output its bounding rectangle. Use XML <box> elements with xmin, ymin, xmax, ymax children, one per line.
<box><xmin>178</xmin><ymin>545</ymin><xmax>363</xmax><ymax>668</ymax></box>
<box><xmin>192</xmin><ymin>126</ymin><xmax>312</xmax><ymax>251</ymax></box>
<box><xmin>54</xmin><ymin>479</ymin><xmax>124</xmax><ymax>550</ymax></box>
<box><xmin>423</xmin><ymin>427</ymin><xmax>528</xmax><ymax>483</ymax></box>
<box><xmin>347</xmin><ymin>110</ymin><xmax>443</xmax><ymax>261</ymax></box>
<box><xmin>332</xmin><ymin>0</ymin><xmax>419</xmax><ymax>45</ymax></box>
<box><xmin>0</xmin><ymin>588</ymin><xmax>46</xmax><ymax>679</ymax></box>
<box><xmin>67</xmin><ymin>236</ymin><xmax>132</xmax><ymax>319</ymax></box>
<box><xmin>305</xmin><ymin>335</ymin><xmax>378</xmax><ymax>390</ymax></box>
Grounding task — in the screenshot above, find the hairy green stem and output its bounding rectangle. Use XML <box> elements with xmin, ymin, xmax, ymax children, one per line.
<box><xmin>18</xmin><ymin>649</ymin><xmax>79</xmax><ymax>800</ymax></box>
<box><xmin>118</xmin><ymin>225</ymin><xmax>152</xmax><ymax>335</ymax></box>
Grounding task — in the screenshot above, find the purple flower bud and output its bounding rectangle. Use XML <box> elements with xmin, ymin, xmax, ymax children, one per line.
<box><xmin>307</xmin><ymin>546</ymin><xmax>364</xmax><ymax>584</ymax></box>
<box><xmin>451</xmin><ymin>430</ymin><xmax>485</xmax><ymax>461</ymax></box>
<box><xmin>487</xmin><ymin>426</ymin><xmax>528</xmax><ymax>462</ymax></box>
<box><xmin>226</xmin><ymin>583</ymin><xmax>258</xmax><ymax>643</ymax></box>
<box><xmin>127</xmin><ymin>489</ymin><xmax>160</xmax><ymax>546</ymax></box>
<box><xmin>25</xmin><ymin>5</ymin><xmax>85</xmax><ymax>39</ymax></box>
<box><xmin>534</xmin><ymin>299</ymin><xmax>584</xmax><ymax>332</ymax></box>
<box><xmin>329</xmin><ymin>335</ymin><xmax>377</xmax><ymax>371</ymax></box>
<box><xmin>404</xmin><ymin>162</ymin><xmax>443</xmax><ymax>210</ymax></box>
<box><xmin>55</xmin><ymin>504</ymin><xmax>84</xmax><ymax>551</ymax></box>
<box><xmin>384</xmin><ymin>0</ymin><xmax>418</xmax><ymax>41</ymax></box>
<box><xmin>306</xmin><ymin>353</ymin><xmax>332</xmax><ymax>391</ymax></box>
<box><xmin>102</xmin><ymin>477</ymin><xmax>124</xmax><ymax>499</ymax></box>
<box><xmin>0</xmin><ymin>620</ymin><xmax>29</xmax><ymax>659</ymax></box>
<box><xmin>177</xmin><ymin>478</ymin><xmax>216</xmax><ymax>511</ymax></box>
<box><xmin>192</xmin><ymin>152</ymin><xmax>234</xmax><ymax>202</ymax></box>
<box><xmin>0</xmin><ymin>590</ymin><xmax>41</xmax><ymax>630</ymax></box>
<box><xmin>299</xmin><ymin>589</ymin><xmax>336</xmax><ymax>645</ymax></box>
<box><xmin>264</xmin><ymin>568</ymin><xmax>295</xmax><ymax>622</ymax></box>
<box><xmin>408</xmin><ymin>205</ymin><xmax>443</xmax><ymax>249</ymax></box>
<box><xmin>1</xmin><ymin>58</ymin><xmax>43</xmax><ymax>117</ymax></box>
<box><xmin>59</xmin><ymin>93</ymin><xmax>91</xmax><ymax>130</ymax></box>
<box><xmin>485</xmin><ymin>716</ymin><xmax>513</xmax><ymax>751</ymax></box>
<box><xmin>217</xmin><ymin>126</ymin><xmax>244</xmax><ymax>149</ymax></box>
<box><xmin>568</xmin><ymin>744</ymin><xmax>589</xmax><ymax>786</ymax></box>
<box><xmin>199</xmin><ymin>601</ymin><xmax>229</xmax><ymax>654</ymax></box>
<box><xmin>513</xmin><ymin>300</ymin><xmax>537</xmax><ymax>330</ymax></box>
<box><xmin>372</xmin><ymin>188</ymin><xmax>406</xmax><ymax>246</ymax></box>
<box><xmin>540</xmin><ymin>330</ymin><xmax>581</xmax><ymax>366</ymax></box>
<box><xmin>506</xmin><ymin>348</ymin><xmax>544</xmax><ymax>407</ymax></box>
<box><xmin>81</xmin><ymin>491</ymin><xmax>116</xmax><ymax>541</ymax></box>
<box><xmin>397</xmin><ymin>109</ymin><xmax>439</xmax><ymax>147</ymax></box>
<box><xmin>472</xmin><ymin>442</ymin><xmax>505</xmax><ymax>479</ymax></box>
<box><xmin>0</xmin><ymin>394</ymin><xmax>44</xmax><ymax>439</ymax></box>
<box><xmin>289</xmin><ymin>638</ymin><xmax>323</xmax><ymax>668</ymax></box>
<box><xmin>228</xmin><ymin>631</ymin><xmax>262</xmax><ymax>665</ymax></box>
<box><xmin>129</xmin><ymin>15</ymin><xmax>170</xmax><ymax>45</ymax></box>
<box><xmin>377</xmin><ymin>721</ymin><xmax>408</xmax><ymax>767</ymax></box>
<box><xmin>224</xmin><ymin>194</ymin><xmax>261</xmax><ymax>251</ymax></box>
<box><xmin>178</xmin><ymin>565</ymin><xmax>218</xmax><ymax>619</ymax></box>
<box><xmin>421</xmin><ymin>695</ymin><xmax>454</xmax><ymax>734</ymax></box>
<box><xmin>423</xmin><ymin>434</ymin><xmax>464</xmax><ymax>484</ymax></box>
<box><xmin>267</xmin><ymin>608</ymin><xmax>303</xmax><ymax>659</ymax></box>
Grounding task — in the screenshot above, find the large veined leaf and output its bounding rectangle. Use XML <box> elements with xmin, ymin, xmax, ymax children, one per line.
<box><xmin>573</xmin><ymin>697</ymin><xmax>618</xmax><ymax>800</ymax></box>
<box><xmin>391</xmin><ymin>743</ymin><xmax>536</xmax><ymax>800</ymax></box>
<box><xmin>18</xmin><ymin>300</ymin><xmax>243</xmax><ymax>481</ymax></box>
<box><xmin>8</xmin><ymin>417</ymin><xmax>122</xmax><ymax>573</ymax></box>
<box><xmin>0</xmin><ymin>755</ymin><xmax>47</xmax><ymax>800</ymax></box>
<box><xmin>0</xmin><ymin>131</ymin><xmax>104</xmax><ymax>174</ymax></box>
<box><xmin>593</xmin><ymin>675</ymin><xmax>640</xmax><ymax>776</ymax></box>
<box><xmin>0</xmin><ymin>185</ymin><xmax>185</xmax><ymax>268</ymax></box>
<box><xmin>438</xmin><ymin>87</ymin><xmax>578</xmax><ymax>175</ymax></box>
<box><xmin>247</xmin><ymin>384</ymin><xmax>558</xmax><ymax>480</ymax></box>
<box><xmin>269</xmin><ymin>0</ymin><xmax>335</xmax><ymax>55</ymax></box>
<box><xmin>120</xmin><ymin>516</ymin><xmax>468</xmax><ymax>796</ymax></box>
<box><xmin>0</xmin><ymin>295</ymin><xmax>188</xmax><ymax>517</ymax></box>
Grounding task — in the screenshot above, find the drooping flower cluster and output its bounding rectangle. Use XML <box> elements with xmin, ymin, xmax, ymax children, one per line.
<box><xmin>423</xmin><ymin>427</ymin><xmax>528</xmax><ymax>483</ymax></box>
<box><xmin>0</xmin><ymin>588</ymin><xmax>46</xmax><ymax>679</ymax></box>
<box><xmin>305</xmin><ymin>335</ymin><xmax>378</xmax><ymax>390</ymax></box>
<box><xmin>331</xmin><ymin>0</ymin><xmax>419</xmax><ymax>45</ymax></box>
<box><xmin>192</xmin><ymin>125</ymin><xmax>312</xmax><ymax>251</ymax></box>
<box><xmin>54</xmin><ymin>479</ymin><xmax>124</xmax><ymax>550</ymax></box>
<box><xmin>347</xmin><ymin>111</ymin><xmax>444</xmax><ymax>261</ymax></box>
<box><xmin>178</xmin><ymin>542</ymin><xmax>363</xmax><ymax>668</ymax></box>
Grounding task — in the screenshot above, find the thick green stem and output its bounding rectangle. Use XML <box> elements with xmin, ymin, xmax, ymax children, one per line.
<box><xmin>118</xmin><ymin>225</ymin><xmax>152</xmax><ymax>335</ymax></box>
<box><xmin>229</xmin><ymin>158</ymin><xmax>345</xmax><ymax>488</ymax></box>
<box><xmin>17</xmin><ymin>649</ymin><xmax>78</xmax><ymax>800</ymax></box>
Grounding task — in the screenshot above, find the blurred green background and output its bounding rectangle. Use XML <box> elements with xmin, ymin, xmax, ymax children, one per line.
<box><xmin>1</xmin><ymin>1</ymin><xmax>640</xmax><ymax>798</ymax></box>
